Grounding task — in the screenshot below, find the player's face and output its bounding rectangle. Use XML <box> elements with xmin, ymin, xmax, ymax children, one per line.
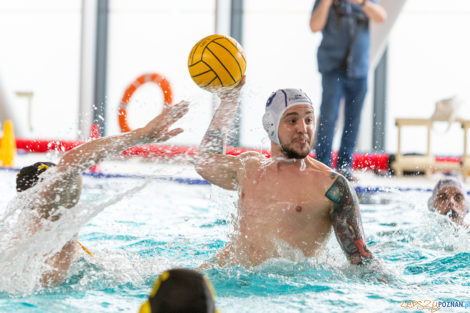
<box><xmin>433</xmin><ymin>187</ymin><xmax>467</xmax><ymax>224</ymax></box>
<box><xmin>278</xmin><ymin>105</ymin><xmax>315</xmax><ymax>159</ymax></box>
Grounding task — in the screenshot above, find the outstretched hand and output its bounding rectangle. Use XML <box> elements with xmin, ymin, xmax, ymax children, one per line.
<box><xmin>143</xmin><ymin>100</ymin><xmax>189</xmax><ymax>142</ymax></box>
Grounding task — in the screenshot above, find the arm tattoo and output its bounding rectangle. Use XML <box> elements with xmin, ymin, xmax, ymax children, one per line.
<box><xmin>201</xmin><ymin>129</ymin><xmax>226</xmax><ymax>154</ymax></box>
<box><xmin>326</xmin><ymin>175</ymin><xmax>373</xmax><ymax>265</ymax></box>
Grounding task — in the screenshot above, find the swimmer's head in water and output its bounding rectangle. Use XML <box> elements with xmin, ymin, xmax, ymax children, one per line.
<box><xmin>139</xmin><ymin>268</ymin><xmax>218</xmax><ymax>313</ymax></box>
<box><xmin>16</xmin><ymin>162</ymin><xmax>56</xmax><ymax>192</ymax></box>
<box><xmin>427</xmin><ymin>177</ymin><xmax>469</xmax><ymax>223</ymax></box>
<box><xmin>262</xmin><ymin>88</ymin><xmax>314</xmax><ymax>146</ymax></box>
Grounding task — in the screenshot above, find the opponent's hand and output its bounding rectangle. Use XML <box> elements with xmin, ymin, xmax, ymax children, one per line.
<box><xmin>142</xmin><ymin>100</ymin><xmax>189</xmax><ymax>142</ymax></box>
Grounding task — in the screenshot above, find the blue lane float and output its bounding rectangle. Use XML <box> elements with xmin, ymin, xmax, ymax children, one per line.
<box><xmin>0</xmin><ymin>166</ymin><xmax>443</xmax><ymax>194</ymax></box>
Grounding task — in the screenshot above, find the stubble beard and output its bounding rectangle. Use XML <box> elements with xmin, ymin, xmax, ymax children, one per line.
<box><xmin>280</xmin><ymin>142</ymin><xmax>311</xmax><ymax>159</ymax></box>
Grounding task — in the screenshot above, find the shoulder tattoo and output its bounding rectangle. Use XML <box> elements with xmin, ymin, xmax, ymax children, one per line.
<box><xmin>325</xmin><ymin>174</ymin><xmax>350</xmax><ymax>205</ymax></box>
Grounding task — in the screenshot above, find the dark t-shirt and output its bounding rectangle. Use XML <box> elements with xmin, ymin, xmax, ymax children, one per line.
<box><xmin>313</xmin><ymin>0</ymin><xmax>376</xmax><ymax>77</ymax></box>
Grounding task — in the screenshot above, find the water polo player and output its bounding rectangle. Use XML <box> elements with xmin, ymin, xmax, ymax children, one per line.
<box><xmin>9</xmin><ymin>101</ymin><xmax>188</xmax><ymax>286</ymax></box>
<box><xmin>195</xmin><ymin>76</ymin><xmax>375</xmax><ymax>266</ymax></box>
<box><xmin>428</xmin><ymin>177</ymin><xmax>469</xmax><ymax>227</ymax></box>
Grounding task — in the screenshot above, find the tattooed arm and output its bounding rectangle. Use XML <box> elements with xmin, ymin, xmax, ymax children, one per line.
<box><xmin>326</xmin><ymin>173</ymin><xmax>373</xmax><ymax>265</ymax></box>
<box><xmin>195</xmin><ymin>77</ymin><xmax>248</xmax><ymax>190</ymax></box>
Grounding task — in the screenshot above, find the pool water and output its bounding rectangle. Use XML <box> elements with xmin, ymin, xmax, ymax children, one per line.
<box><xmin>0</xmin><ymin>169</ymin><xmax>470</xmax><ymax>313</ymax></box>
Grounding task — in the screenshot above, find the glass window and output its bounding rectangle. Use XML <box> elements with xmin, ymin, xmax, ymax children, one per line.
<box><xmin>107</xmin><ymin>0</ymin><xmax>215</xmax><ymax>146</ymax></box>
<box><xmin>0</xmin><ymin>0</ymin><xmax>81</xmax><ymax>139</ymax></box>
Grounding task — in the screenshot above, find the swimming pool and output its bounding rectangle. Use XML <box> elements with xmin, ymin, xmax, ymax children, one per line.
<box><xmin>0</xmin><ymin>166</ymin><xmax>469</xmax><ymax>313</ymax></box>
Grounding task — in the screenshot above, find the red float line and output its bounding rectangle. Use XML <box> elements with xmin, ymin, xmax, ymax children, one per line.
<box><xmin>15</xmin><ymin>138</ymin><xmax>271</xmax><ymax>159</ymax></box>
<box><xmin>14</xmin><ymin>138</ymin><xmax>417</xmax><ymax>171</ymax></box>
<box><xmin>16</xmin><ymin>138</ymin><xmax>85</xmax><ymax>153</ymax></box>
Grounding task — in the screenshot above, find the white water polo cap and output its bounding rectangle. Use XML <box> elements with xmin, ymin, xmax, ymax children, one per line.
<box><xmin>262</xmin><ymin>88</ymin><xmax>313</xmax><ymax>145</ymax></box>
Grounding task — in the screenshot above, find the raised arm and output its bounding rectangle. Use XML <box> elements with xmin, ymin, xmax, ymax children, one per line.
<box><xmin>194</xmin><ymin>78</ymin><xmax>246</xmax><ymax>190</ymax></box>
<box><xmin>310</xmin><ymin>0</ymin><xmax>333</xmax><ymax>32</ymax></box>
<box><xmin>37</xmin><ymin>100</ymin><xmax>188</xmax><ymax>214</ymax></box>
<box><xmin>326</xmin><ymin>173</ymin><xmax>373</xmax><ymax>265</ymax></box>
<box><xmin>58</xmin><ymin>100</ymin><xmax>188</xmax><ymax>173</ymax></box>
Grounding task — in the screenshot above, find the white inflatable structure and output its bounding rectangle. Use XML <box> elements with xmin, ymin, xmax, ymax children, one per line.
<box><xmin>370</xmin><ymin>0</ymin><xmax>408</xmax><ymax>68</ymax></box>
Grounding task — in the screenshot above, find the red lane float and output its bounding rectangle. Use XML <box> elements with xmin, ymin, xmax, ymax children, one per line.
<box><xmin>14</xmin><ymin>137</ymin><xmax>392</xmax><ymax>170</ymax></box>
<box><xmin>16</xmin><ymin>138</ymin><xmax>85</xmax><ymax>153</ymax></box>
<box><xmin>15</xmin><ymin>138</ymin><xmax>269</xmax><ymax>159</ymax></box>
<box><xmin>313</xmin><ymin>151</ymin><xmax>391</xmax><ymax>171</ymax></box>
<box><xmin>118</xmin><ymin>73</ymin><xmax>173</xmax><ymax>133</ymax></box>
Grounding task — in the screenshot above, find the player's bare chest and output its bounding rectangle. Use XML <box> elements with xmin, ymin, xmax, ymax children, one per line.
<box><xmin>240</xmin><ymin>169</ymin><xmax>329</xmax><ymax>215</ymax></box>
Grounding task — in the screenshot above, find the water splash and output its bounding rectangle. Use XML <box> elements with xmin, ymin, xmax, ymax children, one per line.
<box><xmin>58</xmin><ymin>250</ymin><xmax>172</xmax><ymax>293</ymax></box>
<box><xmin>299</xmin><ymin>158</ymin><xmax>306</xmax><ymax>172</ymax></box>
<box><xmin>2</xmin><ymin>172</ymin><xmax>470</xmax><ymax>312</ymax></box>
<box><xmin>0</xmin><ymin>171</ymin><xmax>150</xmax><ymax>295</ymax></box>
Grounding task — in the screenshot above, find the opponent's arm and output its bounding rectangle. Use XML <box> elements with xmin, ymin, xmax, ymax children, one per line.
<box><xmin>195</xmin><ymin>77</ymin><xmax>246</xmax><ymax>190</ymax></box>
<box><xmin>326</xmin><ymin>173</ymin><xmax>373</xmax><ymax>265</ymax></box>
<box><xmin>40</xmin><ymin>239</ymin><xmax>78</xmax><ymax>286</ymax></box>
<box><xmin>57</xmin><ymin>100</ymin><xmax>188</xmax><ymax>174</ymax></box>
<box><xmin>38</xmin><ymin>100</ymin><xmax>188</xmax><ymax>213</ymax></box>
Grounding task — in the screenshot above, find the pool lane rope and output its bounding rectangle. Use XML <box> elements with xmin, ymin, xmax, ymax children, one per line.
<box><xmin>1</xmin><ymin>166</ymin><xmax>461</xmax><ymax>195</ymax></box>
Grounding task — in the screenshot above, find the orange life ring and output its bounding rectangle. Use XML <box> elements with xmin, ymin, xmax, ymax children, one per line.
<box><xmin>118</xmin><ymin>73</ymin><xmax>173</xmax><ymax>133</ymax></box>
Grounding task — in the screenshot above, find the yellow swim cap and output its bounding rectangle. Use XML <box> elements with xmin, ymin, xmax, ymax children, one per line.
<box><xmin>139</xmin><ymin>268</ymin><xmax>218</xmax><ymax>313</ymax></box>
<box><xmin>16</xmin><ymin>161</ymin><xmax>56</xmax><ymax>192</ymax></box>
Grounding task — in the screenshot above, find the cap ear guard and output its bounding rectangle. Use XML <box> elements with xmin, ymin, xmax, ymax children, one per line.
<box><xmin>262</xmin><ymin>111</ymin><xmax>275</xmax><ymax>138</ymax></box>
<box><xmin>262</xmin><ymin>110</ymin><xmax>281</xmax><ymax>146</ymax></box>
<box><xmin>263</xmin><ymin>91</ymin><xmax>280</xmax><ymax>145</ymax></box>
<box><xmin>427</xmin><ymin>196</ymin><xmax>435</xmax><ymax>211</ymax></box>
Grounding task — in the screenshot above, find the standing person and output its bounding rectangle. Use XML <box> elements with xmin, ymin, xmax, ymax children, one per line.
<box><xmin>310</xmin><ymin>0</ymin><xmax>387</xmax><ymax>181</ymax></box>
<box><xmin>195</xmin><ymin>77</ymin><xmax>375</xmax><ymax>267</ymax></box>
<box><xmin>8</xmin><ymin>100</ymin><xmax>188</xmax><ymax>286</ymax></box>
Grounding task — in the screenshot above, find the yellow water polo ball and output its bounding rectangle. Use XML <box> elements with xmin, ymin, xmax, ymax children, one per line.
<box><xmin>188</xmin><ymin>34</ymin><xmax>246</xmax><ymax>92</ymax></box>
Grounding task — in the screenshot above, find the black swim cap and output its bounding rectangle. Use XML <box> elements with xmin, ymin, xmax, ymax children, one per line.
<box><xmin>16</xmin><ymin>162</ymin><xmax>56</xmax><ymax>192</ymax></box>
<box><xmin>139</xmin><ymin>268</ymin><xmax>217</xmax><ymax>313</ymax></box>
